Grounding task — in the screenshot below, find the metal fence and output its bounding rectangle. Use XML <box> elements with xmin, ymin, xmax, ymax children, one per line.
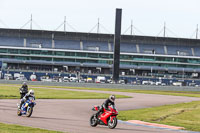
<box><xmin>1</xmin><ymin>80</ymin><xmax>200</xmax><ymax>92</ymax></box>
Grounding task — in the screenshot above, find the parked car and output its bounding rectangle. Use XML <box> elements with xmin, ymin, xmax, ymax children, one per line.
<box><xmin>119</xmin><ymin>80</ymin><xmax>125</xmax><ymax>84</ymax></box>
<box><xmin>172</xmin><ymin>82</ymin><xmax>182</xmax><ymax>86</ymax></box>
<box><xmin>142</xmin><ymin>81</ymin><xmax>149</xmax><ymax>85</ymax></box>
<box><xmin>16</xmin><ymin>77</ymin><xmax>27</xmax><ymax>81</ymax></box>
<box><xmin>86</xmin><ymin>77</ymin><xmax>93</xmax><ymax>83</ymax></box>
<box><xmin>30</xmin><ymin>74</ymin><xmax>37</xmax><ymax>81</ymax></box>
<box><xmin>96</xmin><ymin>76</ymin><xmax>106</xmax><ymax>83</ymax></box>
<box><xmin>156</xmin><ymin>82</ymin><xmax>162</xmax><ymax>86</ymax></box>
<box><xmin>40</xmin><ymin>76</ymin><xmax>52</xmax><ymax>82</ymax></box>
<box><xmin>63</xmin><ymin>76</ymin><xmax>70</xmax><ymax>82</ymax></box>
<box><xmin>70</xmin><ymin>77</ymin><xmax>79</xmax><ymax>82</ymax></box>
<box><xmin>189</xmin><ymin>82</ymin><xmax>196</xmax><ymax>87</ymax></box>
<box><xmin>4</xmin><ymin>73</ymin><xmax>13</xmax><ymax>80</ymax></box>
<box><xmin>52</xmin><ymin>76</ymin><xmax>62</xmax><ymax>82</ymax></box>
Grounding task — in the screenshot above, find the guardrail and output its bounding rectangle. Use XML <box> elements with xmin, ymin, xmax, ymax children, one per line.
<box><xmin>0</xmin><ymin>79</ymin><xmax>200</xmax><ymax>92</ymax></box>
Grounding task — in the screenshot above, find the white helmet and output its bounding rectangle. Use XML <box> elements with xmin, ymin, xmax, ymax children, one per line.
<box><xmin>23</xmin><ymin>82</ymin><xmax>27</xmax><ymax>85</ymax></box>
<box><xmin>109</xmin><ymin>95</ymin><xmax>115</xmax><ymax>102</ymax></box>
<box><xmin>28</xmin><ymin>90</ymin><xmax>34</xmax><ymax>96</ymax></box>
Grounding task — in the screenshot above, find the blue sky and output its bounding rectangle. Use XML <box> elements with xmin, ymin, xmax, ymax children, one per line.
<box><xmin>0</xmin><ymin>0</ymin><xmax>200</xmax><ymax>38</ymax></box>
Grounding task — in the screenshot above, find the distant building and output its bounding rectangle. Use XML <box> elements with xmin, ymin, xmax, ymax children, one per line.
<box><xmin>0</xmin><ymin>28</ymin><xmax>200</xmax><ymax>79</ymax></box>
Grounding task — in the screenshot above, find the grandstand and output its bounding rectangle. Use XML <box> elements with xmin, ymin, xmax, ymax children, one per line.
<box><xmin>0</xmin><ymin>28</ymin><xmax>200</xmax><ymax>82</ymax></box>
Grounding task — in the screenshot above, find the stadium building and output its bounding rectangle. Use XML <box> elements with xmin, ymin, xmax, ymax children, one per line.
<box><xmin>0</xmin><ymin>28</ymin><xmax>200</xmax><ymax>81</ymax></box>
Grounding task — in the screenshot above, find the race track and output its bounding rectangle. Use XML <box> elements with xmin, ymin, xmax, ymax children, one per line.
<box><xmin>0</xmin><ymin>88</ymin><xmax>200</xmax><ymax>133</ymax></box>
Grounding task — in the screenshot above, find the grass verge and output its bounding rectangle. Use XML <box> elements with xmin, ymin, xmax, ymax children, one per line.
<box><xmin>30</xmin><ymin>85</ymin><xmax>200</xmax><ymax>98</ymax></box>
<box><xmin>0</xmin><ymin>85</ymin><xmax>130</xmax><ymax>99</ymax></box>
<box><xmin>118</xmin><ymin>101</ymin><xmax>200</xmax><ymax>132</ymax></box>
<box><xmin>0</xmin><ymin>123</ymin><xmax>61</xmax><ymax>133</ymax></box>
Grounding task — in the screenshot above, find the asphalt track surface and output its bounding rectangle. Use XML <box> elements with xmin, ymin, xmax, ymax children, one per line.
<box><xmin>1</xmin><ymin>88</ymin><xmax>200</xmax><ymax>133</ymax></box>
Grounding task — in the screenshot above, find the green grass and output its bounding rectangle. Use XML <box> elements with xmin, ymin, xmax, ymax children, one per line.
<box><xmin>0</xmin><ymin>85</ymin><xmax>130</xmax><ymax>99</ymax></box>
<box><xmin>3</xmin><ymin>84</ymin><xmax>200</xmax><ymax>98</ymax></box>
<box><xmin>118</xmin><ymin>101</ymin><xmax>200</xmax><ymax>131</ymax></box>
<box><xmin>0</xmin><ymin>123</ymin><xmax>62</xmax><ymax>133</ymax></box>
<box><xmin>30</xmin><ymin>85</ymin><xmax>200</xmax><ymax>98</ymax></box>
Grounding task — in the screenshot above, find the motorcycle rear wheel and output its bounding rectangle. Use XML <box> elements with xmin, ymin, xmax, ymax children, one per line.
<box><xmin>90</xmin><ymin>115</ymin><xmax>98</xmax><ymax>127</ymax></box>
<box><xmin>26</xmin><ymin>107</ymin><xmax>33</xmax><ymax>117</ymax></box>
<box><xmin>108</xmin><ymin>117</ymin><xmax>117</xmax><ymax>129</ymax></box>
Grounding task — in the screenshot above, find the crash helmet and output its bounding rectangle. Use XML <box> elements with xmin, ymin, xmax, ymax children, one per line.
<box><xmin>109</xmin><ymin>95</ymin><xmax>115</xmax><ymax>102</ymax></box>
<box><xmin>23</xmin><ymin>82</ymin><xmax>27</xmax><ymax>85</ymax></box>
<box><xmin>28</xmin><ymin>90</ymin><xmax>34</xmax><ymax>96</ymax></box>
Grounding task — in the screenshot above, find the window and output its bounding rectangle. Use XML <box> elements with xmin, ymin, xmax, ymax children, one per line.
<box><xmin>99</xmin><ymin>54</ymin><xmax>111</xmax><ymax>59</ymax></box>
<box><xmin>41</xmin><ymin>50</ymin><xmax>52</xmax><ymax>55</ymax></box>
<box><xmin>0</xmin><ymin>49</ymin><xmax>7</xmax><ymax>53</ymax></box>
<box><xmin>88</xmin><ymin>53</ymin><xmax>98</xmax><ymax>58</ymax></box>
<box><xmin>0</xmin><ymin>55</ymin><xmax>8</xmax><ymax>58</ymax></box>
<box><xmin>16</xmin><ymin>56</ymin><xmax>28</xmax><ymax>60</ymax></box>
<box><xmin>54</xmin><ymin>58</ymin><xmax>64</xmax><ymax>62</ymax></box>
<box><xmin>87</xmin><ymin>60</ymin><xmax>98</xmax><ymax>63</ymax></box>
<box><xmin>55</xmin><ymin>51</ymin><xmax>65</xmax><ymax>56</ymax></box>
<box><xmin>98</xmin><ymin>60</ymin><xmax>107</xmax><ymax>64</ymax></box>
<box><xmin>76</xmin><ymin>53</ymin><xmax>86</xmax><ymax>57</ymax></box>
<box><xmin>8</xmin><ymin>49</ymin><xmax>18</xmax><ymax>54</ymax></box>
<box><xmin>76</xmin><ymin>59</ymin><xmax>86</xmax><ymax>63</ymax></box>
<box><xmin>19</xmin><ymin>50</ymin><xmax>30</xmax><ymax>54</ymax></box>
<box><xmin>31</xmin><ymin>57</ymin><xmax>41</xmax><ymax>60</ymax></box>
<box><xmin>120</xmin><ymin>55</ymin><xmax>132</xmax><ymax>60</ymax></box>
<box><xmin>31</xmin><ymin>50</ymin><xmax>41</xmax><ymax>55</ymax></box>
<box><xmin>64</xmin><ymin>59</ymin><xmax>75</xmax><ymax>62</ymax></box>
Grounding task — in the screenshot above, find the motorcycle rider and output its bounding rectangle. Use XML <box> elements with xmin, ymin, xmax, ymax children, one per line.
<box><xmin>19</xmin><ymin>82</ymin><xmax>28</xmax><ymax>99</ymax></box>
<box><xmin>95</xmin><ymin>95</ymin><xmax>115</xmax><ymax>118</ymax></box>
<box><xmin>19</xmin><ymin>89</ymin><xmax>35</xmax><ymax>110</ymax></box>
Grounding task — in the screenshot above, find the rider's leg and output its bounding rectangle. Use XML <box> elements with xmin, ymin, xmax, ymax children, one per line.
<box><xmin>95</xmin><ymin>106</ymin><xmax>103</xmax><ymax>117</ymax></box>
<box><xmin>19</xmin><ymin>99</ymin><xmax>25</xmax><ymax>109</ymax></box>
<box><xmin>20</xmin><ymin>94</ymin><xmax>23</xmax><ymax>99</ymax></box>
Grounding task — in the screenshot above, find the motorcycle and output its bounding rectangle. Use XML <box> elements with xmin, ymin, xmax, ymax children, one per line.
<box><xmin>17</xmin><ymin>98</ymin><xmax>36</xmax><ymax>117</ymax></box>
<box><xmin>19</xmin><ymin>88</ymin><xmax>28</xmax><ymax>99</ymax></box>
<box><xmin>90</xmin><ymin>105</ymin><xmax>118</xmax><ymax>129</ymax></box>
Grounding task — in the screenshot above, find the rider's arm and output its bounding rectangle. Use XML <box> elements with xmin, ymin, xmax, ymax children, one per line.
<box><xmin>23</xmin><ymin>94</ymin><xmax>28</xmax><ymax>100</ymax></box>
<box><xmin>112</xmin><ymin>101</ymin><xmax>115</xmax><ymax>106</ymax></box>
<box><xmin>19</xmin><ymin>88</ymin><xmax>22</xmax><ymax>93</ymax></box>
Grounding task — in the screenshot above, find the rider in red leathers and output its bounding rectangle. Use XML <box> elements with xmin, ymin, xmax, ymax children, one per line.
<box><xmin>95</xmin><ymin>95</ymin><xmax>115</xmax><ymax>118</ymax></box>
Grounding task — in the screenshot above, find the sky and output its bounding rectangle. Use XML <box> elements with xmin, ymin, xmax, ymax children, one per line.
<box><xmin>0</xmin><ymin>0</ymin><xmax>200</xmax><ymax>39</ymax></box>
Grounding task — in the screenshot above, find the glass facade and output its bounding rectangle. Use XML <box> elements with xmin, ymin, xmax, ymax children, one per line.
<box><xmin>0</xmin><ymin>47</ymin><xmax>200</xmax><ymax>70</ymax></box>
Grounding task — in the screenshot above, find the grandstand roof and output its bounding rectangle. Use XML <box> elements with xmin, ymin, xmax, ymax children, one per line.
<box><xmin>0</xmin><ymin>28</ymin><xmax>200</xmax><ymax>46</ymax></box>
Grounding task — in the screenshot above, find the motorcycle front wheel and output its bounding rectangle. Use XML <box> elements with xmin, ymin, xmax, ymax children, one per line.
<box><xmin>108</xmin><ymin>117</ymin><xmax>117</xmax><ymax>129</ymax></box>
<box><xmin>26</xmin><ymin>107</ymin><xmax>33</xmax><ymax>117</ymax></box>
<box><xmin>90</xmin><ymin>115</ymin><xmax>98</xmax><ymax>127</ymax></box>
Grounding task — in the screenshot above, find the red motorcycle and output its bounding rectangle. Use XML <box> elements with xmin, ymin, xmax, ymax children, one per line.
<box><xmin>90</xmin><ymin>105</ymin><xmax>118</xmax><ymax>129</ymax></box>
